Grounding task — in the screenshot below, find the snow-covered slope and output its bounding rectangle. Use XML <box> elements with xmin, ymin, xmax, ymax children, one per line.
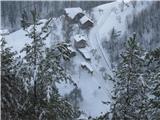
<box><xmin>4</xmin><ymin>1</ymin><xmax>152</xmax><ymax>118</ymax></box>
<box><xmin>5</xmin><ymin>19</ymin><xmax>52</xmax><ymax>57</ymax></box>
<box><xmin>91</xmin><ymin>1</ymin><xmax>151</xmax><ymax>45</ymax></box>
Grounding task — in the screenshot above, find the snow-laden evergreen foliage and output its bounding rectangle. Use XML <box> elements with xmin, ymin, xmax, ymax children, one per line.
<box><xmin>95</xmin><ymin>34</ymin><xmax>160</xmax><ymax>120</ymax></box>
<box><xmin>65</xmin><ymin>85</ymin><xmax>83</xmax><ymax>118</ymax></box>
<box><xmin>1</xmin><ymin>37</ymin><xmax>26</xmax><ymax>120</ymax></box>
<box><xmin>2</xmin><ymin>9</ymin><xmax>77</xmax><ymax>120</ymax></box>
<box><xmin>111</xmin><ymin>34</ymin><xmax>149</xmax><ymax>120</ymax></box>
<box><xmin>145</xmin><ymin>48</ymin><xmax>160</xmax><ymax>120</ymax></box>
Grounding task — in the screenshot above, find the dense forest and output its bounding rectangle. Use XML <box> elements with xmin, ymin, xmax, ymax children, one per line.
<box><xmin>1</xmin><ymin>1</ymin><xmax>111</xmax><ymax>32</ymax></box>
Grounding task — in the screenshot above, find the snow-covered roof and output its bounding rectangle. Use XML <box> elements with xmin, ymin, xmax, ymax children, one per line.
<box><xmin>80</xmin><ymin>15</ymin><xmax>93</xmax><ymax>24</ymax></box>
<box><xmin>81</xmin><ymin>62</ymin><xmax>93</xmax><ymax>73</ymax></box>
<box><xmin>74</xmin><ymin>34</ymin><xmax>86</xmax><ymax>42</ymax></box>
<box><xmin>64</xmin><ymin>7</ymin><xmax>83</xmax><ymax>19</ymax></box>
<box><xmin>68</xmin><ymin>46</ymin><xmax>76</xmax><ymax>53</ymax></box>
<box><xmin>78</xmin><ymin>114</ymin><xmax>88</xmax><ymax>120</ymax></box>
<box><xmin>78</xmin><ymin>47</ymin><xmax>91</xmax><ymax>60</ymax></box>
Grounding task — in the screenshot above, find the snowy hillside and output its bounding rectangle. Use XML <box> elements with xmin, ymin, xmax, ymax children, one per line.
<box><xmin>92</xmin><ymin>1</ymin><xmax>150</xmax><ymax>41</ymax></box>
<box><xmin>4</xmin><ymin>1</ymin><xmax>153</xmax><ymax>118</ymax></box>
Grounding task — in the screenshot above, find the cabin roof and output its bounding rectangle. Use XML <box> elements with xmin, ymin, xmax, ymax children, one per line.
<box><xmin>64</xmin><ymin>7</ymin><xmax>83</xmax><ymax>19</ymax></box>
<box><xmin>80</xmin><ymin>15</ymin><xmax>93</xmax><ymax>25</ymax></box>
<box><xmin>81</xmin><ymin>62</ymin><xmax>93</xmax><ymax>72</ymax></box>
<box><xmin>78</xmin><ymin>47</ymin><xmax>91</xmax><ymax>60</ymax></box>
<box><xmin>68</xmin><ymin>46</ymin><xmax>76</xmax><ymax>52</ymax></box>
<box><xmin>74</xmin><ymin>34</ymin><xmax>86</xmax><ymax>42</ymax></box>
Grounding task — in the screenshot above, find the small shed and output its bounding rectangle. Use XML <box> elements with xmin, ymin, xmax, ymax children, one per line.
<box><xmin>81</xmin><ymin>62</ymin><xmax>93</xmax><ymax>74</ymax></box>
<box><xmin>74</xmin><ymin>35</ymin><xmax>87</xmax><ymax>48</ymax></box>
<box><xmin>68</xmin><ymin>46</ymin><xmax>76</xmax><ymax>57</ymax></box>
<box><xmin>79</xmin><ymin>16</ymin><xmax>94</xmax><ymax>29</ymax></box>
<box><xmin>78</xmin><ymin>47</ymin><xmax>91</xmax><ymax>61</ymax></box>
<box><xmin>64</xmin><ymin>7</ymin><xmax>84</xmax><ymax>22</ymax></box>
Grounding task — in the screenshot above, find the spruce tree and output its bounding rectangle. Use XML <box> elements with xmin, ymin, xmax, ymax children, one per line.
<box><xmin>111</xmin><ymin>34</ymin><xmax>149</xmax><ymax>120</ymax></box>
<box><xmin>18</xmin><ymin>9</ymin><xmax>75</xmax><ymax>119</ymax></box>
<box><xmin>1</xmin><ymin>37</ymin><xmax>26</xmax><ymax>120</ymax></box>
<box><xmin>65</xmin><ymin>85</ymin><xmax>83</xmax><ymax>118</ymax></box>
<box><xmin>145</xmin><ymin>48</ymin><xmax>160</xmax><ymax>120</ymax></box>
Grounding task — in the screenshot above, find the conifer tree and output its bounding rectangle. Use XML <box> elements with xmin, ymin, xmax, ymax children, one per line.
<box><xmin>145</xmin><ymin>48</ymin><xmax>160</xmax><ymax>120</ymax></box>
<box><xmin>111</xmin><ymin>34</ymin><xmax>149</xmax><ymax>120</ymax></box>
<box><xmin>18</xmin><ymin>9</ymin><xmax>75</xmax><ymax>119</ymax></box>
<box><xmin>65</xmin><ymin>85</ymin><xmax>83</xmax><ymax>118</ymax></box>
<box><xmin>1</xmin><ymin>37</ymin><xmax>26</xmax><ymax>120</ymax></box>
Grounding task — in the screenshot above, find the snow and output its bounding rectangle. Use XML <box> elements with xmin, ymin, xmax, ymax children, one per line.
<box><xmin>5</xmin><ymin>29</ymin><xmax>31</xmax><ymax>56</ymax></box>
<box><xmin>78</xmin><ymin>114</ymin><xmax>88</xmax><ymax>120</ymax></box>
<box><xmin>64</xmin><ymin>7</ymin><xmax>83</xmax><ymax>19</ymax></box>
<box><xmin>89</xmin><ymin>1</ymin><xmax>151</xmax><ymax>76</ymax></box>
<box><xmin>74</xmin><ymin>34</ymin><xmax>86</xmax><ymax>42</ymax></box>
<box><xmin>80</xmin><ymin>15</ymin><xmax>93</xmax><ymax>25</ymax></box>
<box><xmin>70</xmin><ymin>44</ymin><xmax>113</xmax><ymax>118</ymax></box>
<box><xmin>92</xmin><ymin>1</ymin><xmax>151</xmax><ymax>41</ymax></box>
<box><xmin>5</xmin><ymin>19</ymin><xmax>51</xmax><ymax>57</ymax></box>
<box><xmin>51</xmin><ymin>17</ymin><xmax>64</xmax><ymax>44</ymax></box>
<box><xmin>56</xmin><ymin>81</ymin><xmax>75</xmax><ymax>96</ymax></box>
<box><xmin>0</xmin><ymin>29</ymin><xmax>9</xmax><ymax>35</ymax></box>
<box><xmin>4</xmin><ymin>1</ymin><xmax>152</xmax><ymax>118</ymax></box>
<box><xmin>83</xmin><ymin>1</ymin><xmax>150</xmax><ymax>116</ymax></box>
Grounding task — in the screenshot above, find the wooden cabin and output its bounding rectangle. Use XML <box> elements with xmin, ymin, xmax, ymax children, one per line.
<box><xmin>79</xmin><ymin>16</ymin><xmax>94</xmax><ymax>29</ymax></box>
<box><xmin>74</xmin><ymin>35</ymin><xmax>87</xmax><ymax>48</ymax></box>
<box><xmin>78</xmin><ymin>47</ymin><xmax>91</xmax><ymax>61</ymax></box>
<box><xmin>81</xmin><ymin>62</ymin><xmax>93</xmax><ymax>74</ymax></box>
<box><xmin>68</xmin><ymin>46</ymin><xmax>76</xmax><ymax>57</ymax></box>
<box><xmin>64</xmin><ymin>7</ymin><xmax>84</xmax><ymax>23</ymax></box>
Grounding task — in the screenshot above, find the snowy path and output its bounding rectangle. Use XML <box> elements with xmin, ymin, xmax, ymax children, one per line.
<box><xmin>89</xmin><ymin>24</ymin><xmax>112</xmax><ymax>76</ymax></box>
<box><xmin>96</xmin><ymin>32</ymin><xmax>112</xmax><ymax>72</ymax></box>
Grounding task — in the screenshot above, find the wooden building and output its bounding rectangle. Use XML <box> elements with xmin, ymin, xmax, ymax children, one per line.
<box><xmin>79</xmin><ymin>16</ymin><xmax>94</xmax><ymax>29</ymax></box>
<box><xmin>74</xmin><ymin>35</ymin><xmax>87</xmax><ymax>48</ymax></box>
<box><xmin>64</xmin><ymin>7</ymin><xmax>84</xmax><ymax>23</ymax></box>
